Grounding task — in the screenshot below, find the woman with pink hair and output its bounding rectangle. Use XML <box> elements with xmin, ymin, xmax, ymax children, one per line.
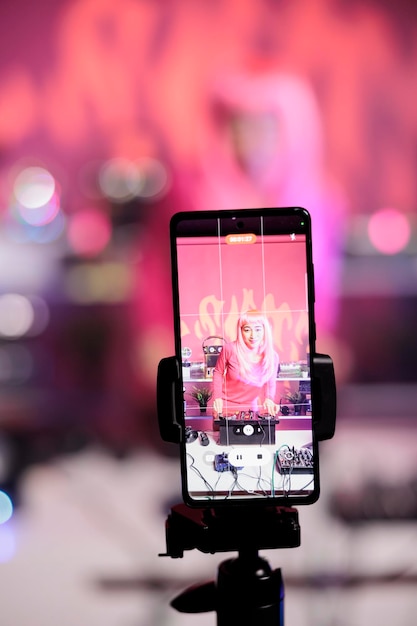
<box><xmin>212</xmin><ymin>310</ymin><xmax>279</xmax><ymax>417</ymax></box>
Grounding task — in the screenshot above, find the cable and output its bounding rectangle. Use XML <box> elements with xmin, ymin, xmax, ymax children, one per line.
<box><xmin>186</xmin><ymin>452</ymin><xmax>216</xmax><ymax>494</ymax></box>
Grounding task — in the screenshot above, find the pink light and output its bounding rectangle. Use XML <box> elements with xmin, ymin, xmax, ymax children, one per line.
<box><xmin>16</xmin><ymin>192</ymin><xmax>60</xmax><ymax>226</ymax></box>
<box><xmin>368</xmin><ymin>208</ymin><xmax>411</xmax><ymax>255</ymax></box>
<box><xmin>67</xmin><ymin>208</ymin><xmax>112</xmax><ymax>257</ymax></box>
<box><xmin>13</xmin><ymin>166</ymin><xmax>55</xmax><ymax>209</ymax></box>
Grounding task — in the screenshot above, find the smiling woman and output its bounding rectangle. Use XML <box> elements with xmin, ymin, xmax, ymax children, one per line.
<box><xmin>212</xmin><ymin>310</ymin><xmax>280</xmax><ymax>418</ymax></box>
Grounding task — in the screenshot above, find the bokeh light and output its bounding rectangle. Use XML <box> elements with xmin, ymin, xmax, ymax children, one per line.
<box><xmin>29</xmin><ymin>209</ymin><xmax>66</xmax><ymax>244</ymax></box>
<box><xmin>368</xmin><ymin>208</ymin><xmax>411</xmax><ymax>255</ymax></box>
<box><xmin>16</xmin><ymin>192</ymin><xmax>60</xmax><ymax>226</ymax></box>
<box><xmin>27</xmin><ymin>296</ymin><xmax>50</xmax><ymax>336</ymax></box>
<box><xmin>13</xmin><ymin>167</ymin><xmax>55</xmax><ymax>209</ymax></box>
<box><xmin>67</xmin><ymin>208</ymin><xmax>112</xmax><ymax>257</ymax></box>
<box><xmin>0</xmin><ymin>491</ymin><xmax>13</xmax><ymax>525</ymax></box>
<box><xmin>0</xmin><ymin>294</ymin><xmax>34</xmax><ymax>338</ymax></box>
<box><xmin>6</xmin><ymin>166</ymin><xmax>65</xmax><ymax>245</ymax></box>
<box><xmin>135</xmin><ymin>157</ymin><xmax>170</xmax><ymax>199</ymax></box>
<box><xmin>98</xmin><ymin>157</ymin><xmax>170</xmax><ymax>203</ymax></box>
<box><xmin>5</xmin><ymin>208</ymin><xmax>66</xmax><ymax>245</ymax></box>
<box><xmin>98</xmin><ymin>158</ymin><xmax>142</xmax><ymax>203</ymax></box>
<box><xmin>0</xmin><ymin>524</ymin><xmax>16</xmax><ymax>562</ymax></box>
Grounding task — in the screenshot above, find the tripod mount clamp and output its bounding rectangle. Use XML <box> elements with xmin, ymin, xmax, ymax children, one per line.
<box><xmin>157</xmin><ymin>352</ymin><xmax>336</xmax><ymax>445</ymax></box>
<box><xmin>160</xmin><ymin>503</ymin><xmax>301</xmax><ymax>559</ymax></box>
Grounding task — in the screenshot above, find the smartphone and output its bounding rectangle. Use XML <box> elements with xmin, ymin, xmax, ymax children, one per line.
<box><xmin>170</xmin><ymin>207</ymin><xmax>319</xmax><ymax>506</ymax></box>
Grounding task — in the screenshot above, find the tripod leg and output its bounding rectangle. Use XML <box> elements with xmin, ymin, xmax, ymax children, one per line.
<box><xmin>171</xmin><ymin>580</ymin><xmax>217</xmax><ymax>614</ymax></box>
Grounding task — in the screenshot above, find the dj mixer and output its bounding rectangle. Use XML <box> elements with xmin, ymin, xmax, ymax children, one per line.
<box><xmin>217</xmin><ymin>411</ymin><xmax>278</xmax><ymax>445</ymax></box>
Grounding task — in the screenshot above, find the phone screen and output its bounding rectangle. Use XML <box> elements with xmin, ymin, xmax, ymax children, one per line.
<box><xmin>170</xmin><ymin>208</ymin><xmax>319</xmax><ymax>506</ymax></box>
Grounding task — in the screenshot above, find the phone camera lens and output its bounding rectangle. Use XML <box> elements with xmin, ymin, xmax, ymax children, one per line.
<box><xmin>236</xmin><ymin>221</ymin><xmax>244</xmax><ymax>230</ymax></box>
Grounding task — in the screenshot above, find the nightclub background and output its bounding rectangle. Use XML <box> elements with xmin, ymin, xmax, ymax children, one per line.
<box><xmin>0</xmin><ymin>1</ymin><xmax>416</xmax><ymax>625</ymax></box>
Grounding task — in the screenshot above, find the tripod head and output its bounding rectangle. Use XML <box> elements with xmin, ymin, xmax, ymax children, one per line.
<box><xmin>159</xmin><ymin>503</ymin><xmax>298</xmax><ymax>624</ymax></box>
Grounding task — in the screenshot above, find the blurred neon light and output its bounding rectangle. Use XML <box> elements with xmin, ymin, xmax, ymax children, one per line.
<box><xmin>0</xmin><ymin>491</ymin><xmax>13</xmax><ymax>525</ymax></box>
<box><xmin>368</xmin><ymin>208</ymin><xmax>411</xmax><ymax>255</ymax></box>
<box><xmin>67</xmin><ymin>208</ymin><xmax>112</xmax><ymax>257</ymax></box>
<box><xmin>0</xmin><ymin>524</ymin><xmax>16</xmax><ymax>562</ymax></box>
<box><xmin>13</xmin><ymin>166</ymin><xmax>55</xmax><ymax>209</ymax></box>
<box><xmin>16</xmin><ymin>192</ymin><xmax>60</xmax><ymax>226</ymax></box>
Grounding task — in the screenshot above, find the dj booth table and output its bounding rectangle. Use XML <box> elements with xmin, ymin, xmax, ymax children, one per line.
<box><xmin>185</xmin><ymin>412</ymin><xmax>313</xmax><ymax>433</ymax></box>
<box><xmin>184</xmin><ymin>412</ymin><xmax>314</xmax><ymax>499</ymax></box>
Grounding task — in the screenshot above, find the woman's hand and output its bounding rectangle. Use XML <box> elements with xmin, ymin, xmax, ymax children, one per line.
<box><xmin>213</xmin><ymin>398</ymin><xmax>223</xmax><ymax>417</ymax></box>
<box><xmin>263</xmin><ymin>398</ymin><xmax>279</xmax><ymax>416</ymax></box>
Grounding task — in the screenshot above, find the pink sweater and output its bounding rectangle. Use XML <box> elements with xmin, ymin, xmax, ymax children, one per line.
<box><xmin>212</xmin><ymin>342</ymin><xmax>279</xmax><ymax>413</ymax></box>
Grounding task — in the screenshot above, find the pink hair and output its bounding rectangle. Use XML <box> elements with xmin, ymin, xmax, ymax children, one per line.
<box><xmin>235</xmin><ymin>310</ymin><xmax>277</xmax><ymax>385</ymax></box>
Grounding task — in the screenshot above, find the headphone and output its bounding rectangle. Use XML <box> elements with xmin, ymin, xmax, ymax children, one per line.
<box><xmin>202</xmin><ymin>336</ymin><xmax>224</xmax><ymax>355</ymax></box>
<box><xmin>202</xmin><ymin>336</ymin><xmax>224</xmax><ymax>368</ymax></box>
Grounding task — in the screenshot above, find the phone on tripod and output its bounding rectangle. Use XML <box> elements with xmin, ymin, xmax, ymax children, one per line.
<box><xmin>170</xmin><ymin>207</ymin><xmax>319</xmax><ymax>507</ymax></box>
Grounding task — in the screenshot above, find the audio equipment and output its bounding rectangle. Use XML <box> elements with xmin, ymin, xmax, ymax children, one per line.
<box><xmin>218</xmin><ymin>416</ymin><xmax>278</xmax><ymax>446</ymax></box>
<box><xmin>276</xmin><ymin>447</ymin><xmax>314</xmax><ymax>474</ymax></box>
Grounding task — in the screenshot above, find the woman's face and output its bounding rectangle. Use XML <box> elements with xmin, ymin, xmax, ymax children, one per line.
<box><xmin>241</xmin><ymin>322</ymin><xmax>264</xmax><ymax>349</ymax></box>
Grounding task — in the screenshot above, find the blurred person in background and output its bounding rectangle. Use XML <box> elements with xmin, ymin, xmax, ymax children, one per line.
<box><xmin>185</xmin><ymin>70</ymin><xmax>346</xmax><ymax>346</ymax></box>
<box><xmin>134</xmin><ymin>70</ymin><xmax>348</xmax><ymax>445</ymax></box>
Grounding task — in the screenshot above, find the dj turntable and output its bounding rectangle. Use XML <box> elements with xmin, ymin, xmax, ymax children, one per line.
<box><xmin>217</xmin><ymin>411</ymin><xmax>278</xmax><ymax>445</ymax></box>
